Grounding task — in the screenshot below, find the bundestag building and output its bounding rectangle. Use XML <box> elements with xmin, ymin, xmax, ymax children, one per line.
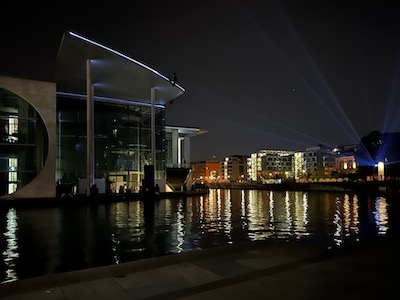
<box><xmin>0</xmin><ymin>31</ymin><xmax>204</xmax><ymax>200</ymax></box>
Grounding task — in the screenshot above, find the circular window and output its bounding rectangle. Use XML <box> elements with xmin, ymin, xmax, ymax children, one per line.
<box><xmin>0</xmin><ymin>88</ymin><xmax>48</xmax><ymax>196</ymax></box>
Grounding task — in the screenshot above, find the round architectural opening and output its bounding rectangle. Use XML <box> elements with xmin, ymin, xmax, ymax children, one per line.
<box><xmin>0</xmin><ymin>88</ymin><xmax>49</xmax><ymax>196</ymax></box>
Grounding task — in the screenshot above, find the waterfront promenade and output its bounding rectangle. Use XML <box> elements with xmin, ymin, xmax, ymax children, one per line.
<box><xmin>0</xmin><ymin>189</ymin><xmax>209</xmax><ymax>208</ymax></box>
<box><xmin>0</xmin><ymin>238</ymin><xmax>397</xmax><ymax>299</ymax></box>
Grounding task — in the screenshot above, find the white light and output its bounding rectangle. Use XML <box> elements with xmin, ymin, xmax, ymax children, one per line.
<box><xmin>377</xmin><ymin>161</ymin><xmax>385</xmax><ymax>181</ymax></box>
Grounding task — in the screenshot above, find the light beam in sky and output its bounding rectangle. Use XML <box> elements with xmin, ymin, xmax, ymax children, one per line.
<box><xmin>240</xmin><ymin>1</ymin><xmax>363</xmax><ymax>145</ymax></box>
<box><xmin>179</xmin><ymin>84</ymin><xmax>332</xmax><ymax>148</ymax></box>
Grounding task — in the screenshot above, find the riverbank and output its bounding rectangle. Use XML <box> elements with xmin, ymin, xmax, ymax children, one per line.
<box><xmin>0</xmin><ymin>237</ymin><xmax>397</xmax><ymax>299</ymax></box>
<box><xmin>1</xmin><ymin>180</ymin><xmax>398</xmax><ymax>209</ymax></box>
<box><xmin>0</xmin><ymin>189</ymin><xmax>209</xmax><ymax>208</ymax></box>
<box><xmin>206</xmin><ymin>180</ymin><xmax>400</xmax><ymax>196</ymax></box>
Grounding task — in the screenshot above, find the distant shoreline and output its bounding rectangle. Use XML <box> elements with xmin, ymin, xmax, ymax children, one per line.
<box><xmin>0</xmin><ymin>181</ymin><xmax>398</xmax><ymax>209</ymax></box>
<box><xmin>205</xmin><ymin>180</ymin><xmax>399</xmax><ymax>195</ymax></box>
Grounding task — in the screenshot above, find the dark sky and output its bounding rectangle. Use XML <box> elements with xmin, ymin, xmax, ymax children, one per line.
<box><xmin>1</xmin><ymin>1</ymin><xmax>400</xmax><ymax>161</ymax></box>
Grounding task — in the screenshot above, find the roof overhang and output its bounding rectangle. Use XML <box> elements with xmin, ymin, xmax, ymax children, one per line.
<box><xmin>54</xmin><ymin>31</ymin><xmax>185</xmax><ymax>105</ymax></box>
<box><xmin>165</xmin><ymin>125</ymin><xmax>208</xmax><ymax>137</ymax></box>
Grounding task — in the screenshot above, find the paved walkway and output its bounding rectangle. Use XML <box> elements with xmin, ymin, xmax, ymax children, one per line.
<box><xmin>0</xmin><ymin>238</ymin><xmax>397</xmax><ymax>299</ymax></box>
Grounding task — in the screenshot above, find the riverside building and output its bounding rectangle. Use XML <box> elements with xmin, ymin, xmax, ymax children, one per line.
<box><xmin>221</xmin><ymin>155</ymin><xmax>248</xmax><ymax>182</ymax></box>
<box><xmin>0</xmin><ymin>31</ymin><xmax>203</xmax><ymax>199</ymax></box>
<box><xmin>248</xmin><ymin>149</ymin><xmax>297</xmax><ymax>183</ymax></box>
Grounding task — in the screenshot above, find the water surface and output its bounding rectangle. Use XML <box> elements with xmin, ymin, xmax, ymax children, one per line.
<box><xmin>1</xmin><ymin>189</ymin><xmax>398</xmax><ymax>283</ymax></box>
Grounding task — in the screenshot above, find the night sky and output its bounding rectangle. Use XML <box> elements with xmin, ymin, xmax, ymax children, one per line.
<box><xmin>1</xmin><ymin>1</ymin><xmax>400</xmax><ymax>161</ymax></box>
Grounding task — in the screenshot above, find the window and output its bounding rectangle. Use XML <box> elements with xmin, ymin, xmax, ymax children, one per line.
<box><xmin>8</xmin><ymin>117</ymin><xmax>18</xmax><ymax>135</ymax></box>
<box><xmin>8</xmin><ymin>158</ymin><xmax>18</xmax><ymax>194</ymax></box>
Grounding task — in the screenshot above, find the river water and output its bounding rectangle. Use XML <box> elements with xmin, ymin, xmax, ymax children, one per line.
<box><xmin>1</xmin><ymin>189</ymin><xmax>399</xmax><ymax>283</ymax></box>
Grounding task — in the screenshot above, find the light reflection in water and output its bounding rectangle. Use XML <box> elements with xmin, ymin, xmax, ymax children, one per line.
<box><xmin>374</xmin><ymin>197</ymin><xmax>389</xmax><ymax>235</ymax></box>
<box><xmin>284</xmin><ymin>191</ymin><xmax>292</xmax><ymax>236</ymax></box>
<box><xmin>269</xmin><ymin>191</ymin><xmax>275</xmax><ymax>233</ymax></box>
<box><xmin>342</xmin><ymin>194</ymin><xmax>360</xmax><ymax>239</ymax></box>
<box><xmin>333</xmin><ymin>197</ymin><xmax>344</xmax><ymax>247</ymax></box>
<box><xmin>223</xmin><ymin>189</ymin><xmax>232</xmax><ymax>244</ymax></box>
<box><xmin>0</xmin><ymin>189</ymin><xmax>396</xmax><ymax>284</ymax></box>
<box><xmin>175</xmin><ymin>200</ymin><xmax>185</xmax><ymax>252</ymax></box>
<box><xmin>241</xmin><ymin>190</ymin><xmax>247</xmax><ymax>229</ymax></box>
<box><xmin>300</xmin><ymin>192</ymin><xmax>309</xmax><ymax>234</ymax></box>
<box><xmin>198</xmin><ymin>189</ymin><xmax>234</xmax><ymax>245</ymax></box>
<box><xmin>199</xmin><ymin>195</ymin><xmax>204</xmax><ymax>224</ymax></box>
<box><xmin>351</xmin><ymin>195</ymin><xmax>360</xmax><ymax>238</ymax></box>
<box><xmin>111</xmin><ymin>201</ymin><xmax>145</xmax><ymax>264</ymax></box>
<box><xmin>2</xmin><ymin>208</ymin><xmax>19</xmax><ymax>283</ymax></box>
<box><xmin>292</xmin><ymin>191</ymin><xmax>309</xmax><ymax>238</ymax></box>
<box><xmin>343</xmin><ymin>194</ymin><xmax>351</xmax><ymax>237</ymax></box>
<box><xmin>204</xmin><ymin>189</ymin><xmax>217</xmax><ymax>233</ymax></box>
<box><xmin>247</xmin><ymin>190</ymin><xmax>271</xmax><ymax>240</ymax></box>
<box><xmin>217</xmin><ymin>189</ymin><xmax>221</xmax><ymax>222</ymax></box>
<box><xmin>245</xmin><ymin>190</ymin><xmax>314</xmax><ymax>240</ymax></box>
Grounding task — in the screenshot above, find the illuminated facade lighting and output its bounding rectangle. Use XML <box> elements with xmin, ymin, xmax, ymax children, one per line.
<box><xmin>377</xmin><ymin>161</ymin><xmax>385</xmax><ymax>181</ymax></box>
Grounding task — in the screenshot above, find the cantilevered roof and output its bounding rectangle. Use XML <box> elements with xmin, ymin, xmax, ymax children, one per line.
<box><xmin>54</xmin><ymin>31</ymin><xmax>185</xmax><ymax>105</ymax></box>
<box><xmin>165</xmin><ymin>126</ymin><xmax>208</xmax><ymax>137</ymax></box>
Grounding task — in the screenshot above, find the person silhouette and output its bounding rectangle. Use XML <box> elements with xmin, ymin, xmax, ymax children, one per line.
<box><xmin>171</xmin><ymin>72</ymin><xmax>177</xmax><ymax>86</ymax></box>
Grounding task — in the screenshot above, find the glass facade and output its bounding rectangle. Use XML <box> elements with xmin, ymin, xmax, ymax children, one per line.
<box><xmin>0</xmin><ymin>88</ymin><xmax>48</xmax><ymax>196</ymax></box>
<box><xmin>56</xmin><ymin>95</ymin><xmax>166</xmax><ymax>194</ymax></box>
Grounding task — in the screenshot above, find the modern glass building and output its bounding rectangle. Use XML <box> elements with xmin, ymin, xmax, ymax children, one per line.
<box><xmin>0</xmin><ymin>31</ymin><xmax>195</xmax><ymax>199</ymax></box>
<box><xmin>56</xmin><ymin>92</ymin><xmax>166</xmax><ymax>194</ymax></box>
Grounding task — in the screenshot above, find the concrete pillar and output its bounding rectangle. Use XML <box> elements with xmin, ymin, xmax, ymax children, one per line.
<box><xmin>183</xmin><ymin>136</ymin><xmax>191</xmax><ymax>165</ymax></box>
<box><xmin>86</xmin><ymin>59</ymin><xmax>94</xmax><ymax>196</ymax></box>
<box><xmin>151</xmin><ymin>87</ymin><xmax>156</xmax><ymax>180</ymax></box>
<box><xmin>172</xmin><ymin>128</ymin><xmax>178</xmax><ymax>165</ymax></box>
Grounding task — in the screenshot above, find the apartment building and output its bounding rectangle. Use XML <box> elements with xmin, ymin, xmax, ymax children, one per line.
<box><xmin>221</xmin><ymin>155</ymin><xmax>248</xmax><ymax>182</ymax></box>
<box><xmin>191</xmin><ymin>160</ymin><xmax>222</xmax><ymax>183</ymax></box>
<box><xmin>247</xmin><ymin>149</ymin><xmax>297</xmax><ymax>183</ymax></box>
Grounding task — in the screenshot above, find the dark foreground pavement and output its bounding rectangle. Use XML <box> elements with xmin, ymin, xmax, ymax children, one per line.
<box><xmin>0</xmin><ymin>238</ymin><xmax>398</xmax><ymax>300</ymax></box>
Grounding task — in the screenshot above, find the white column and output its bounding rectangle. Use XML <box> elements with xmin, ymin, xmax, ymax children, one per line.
<box><xmin>183</xmin><ymin>136</ymin><xmax>191</xmax><ymax>165</ymax></box>
<box><xmin>178</xmin><ymin>137</ymin><xmax>184</xmax><ymax>165</ymax></box>
<box><xmin>151</xmin><ymin>87</ymin><xmax>156</xmax><ymax>179</ymax></box>
<box><xmin>172</xmin><ymin>129</ymin><xmax>178</xmax><ymax>165</ymax></box>
<box><xmin>86</xmin><ymin>59</ymin><xmax>94</xmax><ymax>196</ymax></box>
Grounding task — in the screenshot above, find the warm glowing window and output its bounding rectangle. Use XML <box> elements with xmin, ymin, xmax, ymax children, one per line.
<box><xmin>8</xmin><ymin>158</ymin><xmax>17</xmax><ymax>171</ymax></box>
<box><xmin>8</xmin><ymin>117</ymin><xmax>18</xmax><ymax>135</ymax></box>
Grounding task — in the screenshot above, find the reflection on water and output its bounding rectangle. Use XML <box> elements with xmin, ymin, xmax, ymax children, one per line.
<box><xmin>2</xmin><ymin>208</ymin><xmax>18</xmax><ymax>283</ymax></box>
<box><xmin>245</xmin><ymin>190</ymin><xmax>311</xmax><ymax>240</ymax></box>
<box><xmin>111</xmin><ymin>201</ymin><xmax>145</xmax><ymax>264</ymax></box>
<box><xmin>374</xmin><ymin>197</ymin><xmax>389</xmax><ymax>235</ymax></box>
<box><xmin>0</xmin><ymin>189</ymin><xmax>397</xmax><ymax>283</ymax></box>
<box><xmin>333</xmin><ymin>197</ymin><xmax>343</xmax><ymax>247</ymax></box>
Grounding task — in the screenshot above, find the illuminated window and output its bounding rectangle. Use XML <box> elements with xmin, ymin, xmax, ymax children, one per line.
<box><xmin>8</xmin><ymin>116</ymin><xmax>18</xmax><ymax>135</ymax></box>
<box><xmin>8</xmin><ymin>158</ymin><xmax>18</xmax><ymax>194</ymax></box>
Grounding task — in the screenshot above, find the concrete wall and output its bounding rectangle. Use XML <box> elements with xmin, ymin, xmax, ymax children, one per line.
<box><xmin>0</xmin><ymin>76</ymin><xmax>56</xmax><ymax>199</ymax></box>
